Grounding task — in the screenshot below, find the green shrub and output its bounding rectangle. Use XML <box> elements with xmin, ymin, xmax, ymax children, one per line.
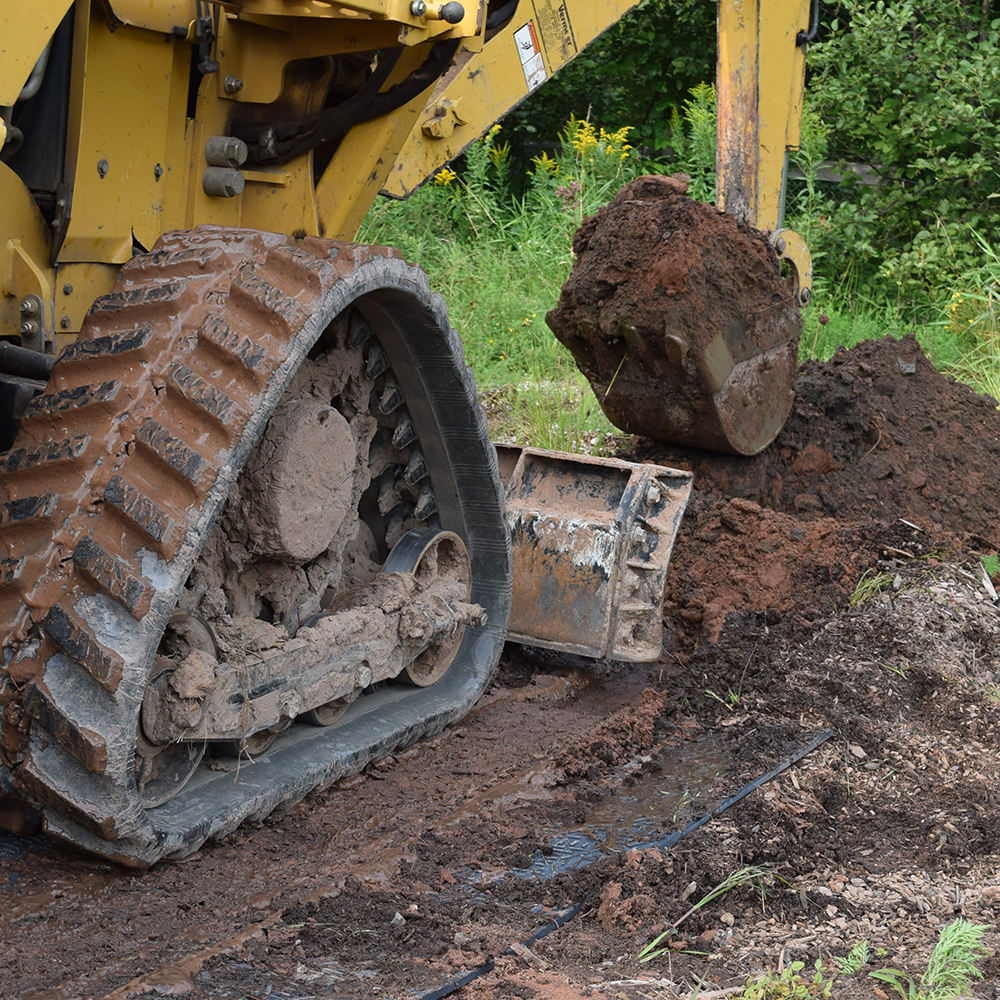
<box><xmin>806</xmin><ymin>0</ymin><xmax>1000</xmax><ymax>300</ymax></box>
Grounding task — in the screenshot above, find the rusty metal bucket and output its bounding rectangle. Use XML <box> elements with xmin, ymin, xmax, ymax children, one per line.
<box><xmin>497</xmin><ymin>446</ymin><xmax>692</xmax><ymax>661</ymax></box>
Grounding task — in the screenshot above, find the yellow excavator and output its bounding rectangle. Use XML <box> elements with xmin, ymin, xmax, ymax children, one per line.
<box><xmin>0</xmin><ymin>0</ymin><xmax>812</xmax><ymax>865</ymax></box>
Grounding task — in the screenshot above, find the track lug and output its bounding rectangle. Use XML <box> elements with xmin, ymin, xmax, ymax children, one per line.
<box><xmin>403</xmin><ymin>449</ymin><xmax>426</xmax><ymax>485</ymax></box>
<box><xmin>378</xmin><ymin>378</ymin><xmax>403</xmax><ymax>414</ymax></box>
<box><xmin>414</xmin><ymin>482</ymin><xmax>437</xmax><ymax>521</ymax></box>
<box><xmin>364</xmin><ymin>345</ymin><xmax>389</xmax><ymax>379</ymax></box>
<box><xmin>392</xmin><ymin>414</ymin><xmax>416</xmax><ymax>449</ymax></box>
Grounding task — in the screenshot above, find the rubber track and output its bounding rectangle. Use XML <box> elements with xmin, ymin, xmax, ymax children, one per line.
<box><xmin>0</xmin><ymin>227</ymin><xmax>511</xmax><ymax>865</ymax></box>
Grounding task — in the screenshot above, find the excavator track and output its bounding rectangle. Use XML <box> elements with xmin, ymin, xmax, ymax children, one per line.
<box><xmin>0</xmin><ymin>227</ymin><xmax>510</xmax><ymax>866</ymax></box>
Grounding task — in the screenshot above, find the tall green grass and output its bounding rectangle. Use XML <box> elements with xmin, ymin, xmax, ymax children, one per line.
<box><xmin>359</xmin><ymin>118</ymin><xmax>655</xmax><ymax>453</ymax></box>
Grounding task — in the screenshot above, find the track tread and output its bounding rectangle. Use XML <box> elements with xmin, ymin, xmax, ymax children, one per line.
<box><xmin>0</xmin><ymin>227</ymin><xmax>510</xmax><ymax>865</ymax></box>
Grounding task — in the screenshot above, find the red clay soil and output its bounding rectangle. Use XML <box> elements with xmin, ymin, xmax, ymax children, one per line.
<box><xmin>634</xmin><ymin>334</ymin><xmax>1000</xmax><ymax>649</ymax></box>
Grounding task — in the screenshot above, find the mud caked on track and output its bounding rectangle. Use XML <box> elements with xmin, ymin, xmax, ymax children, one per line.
<box><xmin>2</xmin><ymin>330</ymin><xmax>999</xmax><ymax>1000</ymax></box>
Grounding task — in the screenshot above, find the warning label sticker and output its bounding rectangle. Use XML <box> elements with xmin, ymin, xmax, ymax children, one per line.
<box><xmin>514</xmin><ymin>21</ymin><xmax>547</xmax><ymax>91</ymax></box>
<box><xmin>535</xmin><ymin>0</ymin><xmax>577</xmax><ymax>63</ymax></box>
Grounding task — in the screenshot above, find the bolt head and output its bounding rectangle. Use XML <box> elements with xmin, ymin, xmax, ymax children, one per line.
<box><xmin>439</xmin><ymin>1</ymin><xmax>465</xmax><ymax>22</ymax></box>
<box><xmin>409</xmin><ymin>0</ymin><xmax>427</xmax><ymax>15</ymax></box>
<box><xmin>799</xmin><ymin>287</ymin><xmax>812</xmax><ymax>306</ymax></box>
<box><xmin>60</xmin><ymin>315</ymin><xmax>71</xmax><ymax>329</ymax></box>
<box><xmin>97</xmin><ymin>158</ymin><xmax>109</xmax><ymax>178</ymax></box>
<box><xmin>224</xmin><ymin>75</ymin><xmax>244</xmax><ymax>95</ymax></box>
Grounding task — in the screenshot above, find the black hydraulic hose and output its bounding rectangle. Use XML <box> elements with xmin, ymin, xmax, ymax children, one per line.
<box><xmin>410</xmin><ymin>729</ymin><xmax>834</xmax><ymax>1000</ymax></box>
<box><xmin>486</xmin><ymin>0</ymin><xmax>519</xmax><ymax>30</ymax></box>
<box><xmin>235</xmin><ymin>39</ymin><xmax>460</xmax><ymax>165</ymax></box>
<box><xmin>797</xmin><ymin>0</ymin><xmax>820</xmax><ymax>45</ymax></box>
<box><xmin>0</xmin><ymin>342</ymin><xmax>55</xmax><ymax>382</ymax></box>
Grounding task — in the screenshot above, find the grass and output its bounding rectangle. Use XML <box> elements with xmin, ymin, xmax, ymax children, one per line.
<box><xmin>869</xmin><ymin>918</ymin><xmax>989</xmax><ymax>1000</ymax></box>
<box><xmin>638</xmin><ymin>865</ymin><xmax>784</xmax><ymax>963</ymax></box>
<box><xmin>849</xmin><ymin>569</ymin><xmax>896</xmax><ymax>608</ymax></box>
<box><xmin>358</xmin><ymin>118</ymin><xmax>640</xmax><ymax>455</ymax></box>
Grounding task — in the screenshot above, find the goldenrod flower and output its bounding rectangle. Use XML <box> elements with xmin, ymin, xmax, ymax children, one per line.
<box><xmin>434</xmin><ymin>167</ymin><xmax>458</xmax><ymax>186</ymax></box>
<box><xmin>531</xmin><ymin>151</ymin><xmax>559</xmax><ymax>175</ymax></box>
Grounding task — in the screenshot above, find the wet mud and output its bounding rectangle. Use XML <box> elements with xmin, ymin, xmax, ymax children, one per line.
<box><xmin>2</xmin><ymin>335</ymin><xmax>1000</xmax><ymax>1000</ymax></box>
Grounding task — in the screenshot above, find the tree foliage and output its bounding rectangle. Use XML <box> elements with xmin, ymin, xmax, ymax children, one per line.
<box><xmin>805</xmin><ymin>0</ymin><xmax>1000</xmax><ymax>297</ymax></box>
<box><xmin>507</xmin><ymin>0</ymin><xmax>715</xmax><ymax>160</ymax></box>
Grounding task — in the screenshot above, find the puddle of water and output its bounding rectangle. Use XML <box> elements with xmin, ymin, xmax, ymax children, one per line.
<box><xmin>514</xmin><ymin>736</ymin><xmax>730</xmax><ymax>880</ymax></box>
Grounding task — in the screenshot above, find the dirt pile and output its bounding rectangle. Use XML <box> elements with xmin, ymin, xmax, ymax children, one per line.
<box><xmin>625</xmin><ymin>334</ymin><xmax>1000</xmax><ymax>648</ymax></box>
<box><xmin>637</xmin><ymin>334</ymin><xmax>1000</xmax><ymax>546</ymax></box>
<box><xmin>547</xmin><ymin>175</ymin><xmax>801</xmax><ymax>454</ymax></box>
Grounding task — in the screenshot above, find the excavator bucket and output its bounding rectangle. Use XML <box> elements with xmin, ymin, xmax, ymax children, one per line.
<box><xmin>498</xmin><ymin>446</ymin><xmax>692</xmax><ymax>661</ymax></box>
<box><xmin>546</xmin><ymin>176</ymin><xmax>803</xmax><ymax>456</ymax></box>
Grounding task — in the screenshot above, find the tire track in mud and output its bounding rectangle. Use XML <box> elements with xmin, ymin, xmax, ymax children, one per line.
<box><xmin>2</xmin><ymin>666</ymin><xmax>648</xmax><ymax>1000</ymax></box>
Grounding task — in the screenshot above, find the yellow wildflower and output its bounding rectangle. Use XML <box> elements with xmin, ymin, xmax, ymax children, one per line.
<box><xmin>489</xmin><ymin>141</ymin><xmax>511</xmax><ymax>168</ymax></box>
<box><xmin>531</xmin><ymin>151</ymin><xmax>560</xmax><ymax>175</ymax></box>
<box><xmin>434</xmin><ymin>167</ymin><xmax>458</xmax><ymax>186</ymax></box>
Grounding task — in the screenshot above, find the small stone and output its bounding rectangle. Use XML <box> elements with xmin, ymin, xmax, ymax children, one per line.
<box><xmin>391</xmin><ymin>912</ymin><xmax>406</xmax><ymax>927</ymax></box>
<box><xmin>897</xmin><ymin>358</ymin><xmax>917</xmax><ymax>375</ymax></box>
<box><xmin>720</xmin><ymin>912</ymin><xmax>735</xmax><ymax>926</ymax></box>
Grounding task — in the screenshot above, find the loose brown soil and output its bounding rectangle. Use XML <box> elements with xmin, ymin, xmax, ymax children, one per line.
<box><xmin>1</xmin><ymin>335</ymin><xmax>999</xmax><ymax>1000</ymax></box>
<box><xmin>546</xmin><ymin>178</ymin><xmax>801</xmax><ymax>454</ymax></box>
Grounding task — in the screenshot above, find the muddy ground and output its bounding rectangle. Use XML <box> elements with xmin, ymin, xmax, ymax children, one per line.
<box><xmin>2</xmin><ymin>334</ymin><xmax>1000</xmax><ymax>1000</ymax></box>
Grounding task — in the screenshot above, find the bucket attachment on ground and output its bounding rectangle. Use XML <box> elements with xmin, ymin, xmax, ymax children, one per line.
<box><xmin>497</xmin><ymin>446</ymin><xmax>692</xmax><ymax>661</ymax></box>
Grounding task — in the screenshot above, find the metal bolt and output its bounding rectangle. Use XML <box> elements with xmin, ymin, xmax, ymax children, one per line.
<box><xmin>224</xmin><ymin>75</ymin><xmax>244</xmax><ymax>95</ymax></box>
<box><xmin>202</xmin><ymin>166</ymin><xmax>245</xmax><ymax>198</ymax></box>
<box><xmin>60</xmin><ymin>315</ymin><xmax>71</xmax><ymax>329</ymax></box>
<box><xmin>205</xmin><ymin>135</ymin><xmax>248</xmax><ymax>168</ymax></box>
<box><xmin>62</xmin><ymin>283</ymin><xmax>73</xmax><ymax>296</ymax></box>
<box><xmin>773</xmin><ymin>237</ymin><xmax>787</xmax><ymax>254</ymax></box>
<box><xmin>20</xmin><ymin>320</ymin><xmax>40</xmax><ymax>337</ymax></box>
<box><xmin>409</xmin><ymin>0</ymin><xmax>427</xmax><ymax>14</ymax></box>
<box><xmin>799</xmin><ymin>287</ymin><xmax>812</xmax><ymax>306</ymax></box>
<box><xmin>19</xmin><ymin>298</ymin><xmax>38</xmax><ymax>317</ymax></box>
<box><xmin>153</xmin><ymin>163</ymin><xmax>163</xmax><ymax>182</ymax></box>
<box><xmin>97</xmin><ymin>158</ymin><xmax>109</xmax><ymax>179</ymax></box>
<box><xmin>356</xmin><ymin>665</ymin><xmax>373</xmax><ymax>688</ymax></box>
<box><xmin>646</xmin><ymin>485</ymin><xmax>661</xmax><ymax>507</ymax></box>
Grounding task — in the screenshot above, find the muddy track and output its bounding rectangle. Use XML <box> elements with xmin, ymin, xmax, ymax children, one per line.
<box><xmin>0</xmin><ymin>227</ymin><xmax>510</xmax><ymax>866</ymax></box>
<box><xmin>0</xmin><ymin>662</ymin><xmax>647</xmax><ymax>999</ymax></box>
